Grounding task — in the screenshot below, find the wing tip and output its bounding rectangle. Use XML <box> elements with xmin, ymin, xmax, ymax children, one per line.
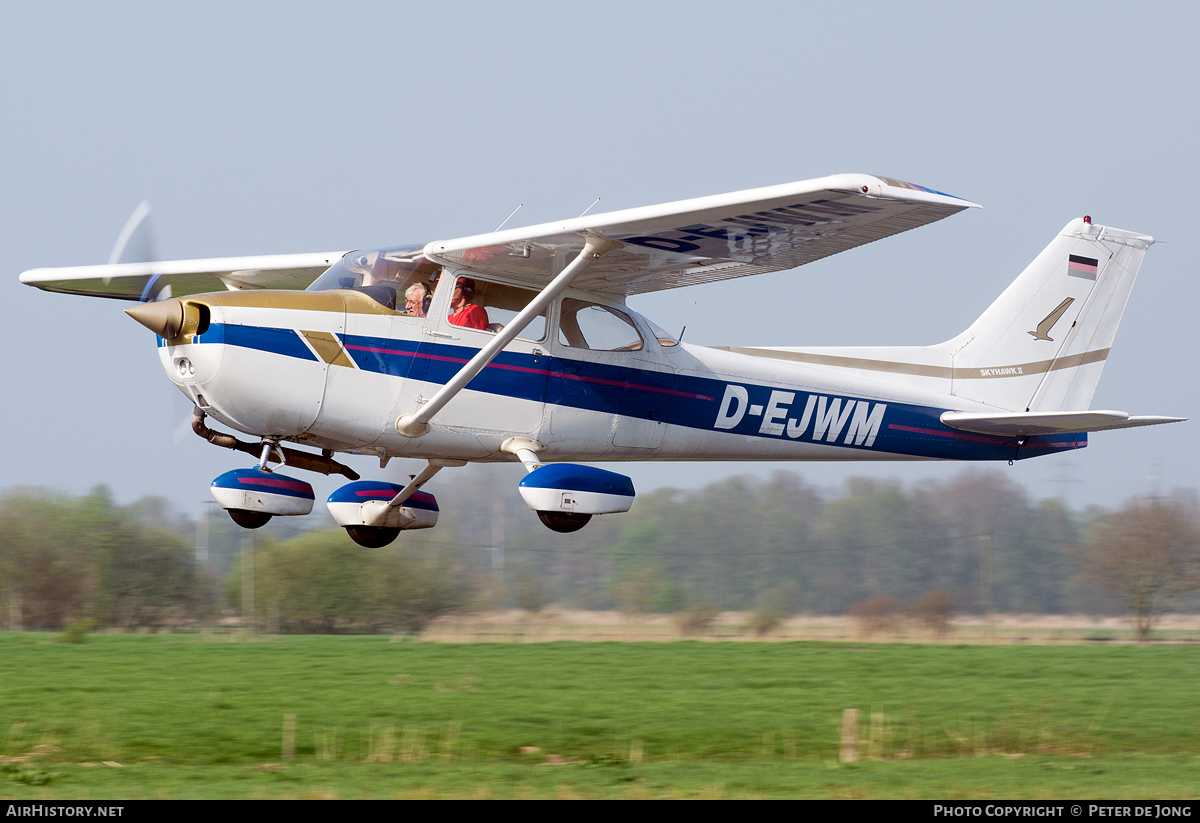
<box><xmin>860</xmin><ymin>174</ymin><xmax>982</xmax><ymax>209</ymax></box>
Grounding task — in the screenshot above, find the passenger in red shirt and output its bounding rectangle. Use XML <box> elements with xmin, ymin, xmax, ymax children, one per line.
<box><xmin>448</xmin><ymin>277</ymin><xmax>489</xmax><ymax>330</ymax></box>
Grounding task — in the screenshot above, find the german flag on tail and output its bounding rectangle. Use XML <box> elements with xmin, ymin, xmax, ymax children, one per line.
<box><xmin>1067</xmin><ymin>254</ymin><xmax>1099</xmax><ymax>280</ymax></box>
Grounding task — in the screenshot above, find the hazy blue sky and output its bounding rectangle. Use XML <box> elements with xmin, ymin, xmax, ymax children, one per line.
<box><xmin>3</xmin><ymin>2</ymin><xmax>1197</xmax><ymax>513</ymax></box>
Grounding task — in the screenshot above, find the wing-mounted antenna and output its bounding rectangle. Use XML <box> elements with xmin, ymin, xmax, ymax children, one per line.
<box><xmin>495</xmin><ymin>204</ymin><xmax>523</xmax><ymax>232</ymax></box>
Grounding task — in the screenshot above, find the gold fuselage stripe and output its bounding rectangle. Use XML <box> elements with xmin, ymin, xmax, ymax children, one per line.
<box><xmin>196</xmin><ymin>289</ymin><xmax>411</xmax><ymax>317</ymax></box>
<box><xmin>716</xmin><ymin>347</ymin><xmax>1111</xmax><ymax>380</ymax></box>
<box><xmin>299</xmin><ymin>330</ymin><xmax>356</xmax><ymax>368</ymax></box>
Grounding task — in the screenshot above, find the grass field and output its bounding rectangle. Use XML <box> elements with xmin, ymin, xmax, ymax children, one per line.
<box><xmin>2</xmin><ymin>633</ymin><xmax>1199</xmax><ymax>798</ymax></box>
<box><xmin>423</xmin><ymin>610</ymin><xmax>1200</xmax><ymax>644</ymax></box>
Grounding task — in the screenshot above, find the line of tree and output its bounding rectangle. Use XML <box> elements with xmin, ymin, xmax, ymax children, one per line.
<box><xmin>2</xmin><ymin>470</ymin><xmax>1198</xmax><ymax>637</ymax></box>
<box><xmin>228</xmin><ymin>529</ymin><xmax>475</xmax><ymax>634</ymax></box>
<box><xmin>490</xmin><ymin>470</ymin><xmax>1091</xmax><ymax>614</ymax></box>
<box><xmin>453</xmin><ymin>468</ymin><xmax>1200</xmax><ymax>636</ymax></box>
<box><xmin>0</xmin><ymin>487</ymin><xmax>209</xmax><ymax>630</ymax></box>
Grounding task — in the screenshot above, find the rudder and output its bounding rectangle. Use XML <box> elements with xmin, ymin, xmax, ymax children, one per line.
<box><xmin>945</xmin><ymin>218</ymin><xmax>1153</xmax><ymax>412</ymax></box>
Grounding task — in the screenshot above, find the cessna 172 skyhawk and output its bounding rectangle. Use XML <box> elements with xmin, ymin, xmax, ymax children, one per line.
<box><xmin>20</xmin><ymin>174</ymin><xmax>1183</xmax><ymax>546</ymax></box>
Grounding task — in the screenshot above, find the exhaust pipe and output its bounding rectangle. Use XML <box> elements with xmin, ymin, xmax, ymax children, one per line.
<box><xmin>191</xmin><ymin>407</ymin><xmax>360</xmax><ymax>480</ymax></box>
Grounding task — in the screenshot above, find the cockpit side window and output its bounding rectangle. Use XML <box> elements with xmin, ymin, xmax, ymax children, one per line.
<box><xmin>558</xmin><ymin>298</ymin><xmax>644</xmax><ymax>352</ymax></box>
<box><xmin>446</xmin><ymin>276</ymin><xmax>548</xmax><ymax>341</ymax></box>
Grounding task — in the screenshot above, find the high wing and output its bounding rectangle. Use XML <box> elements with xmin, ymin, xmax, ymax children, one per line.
<box><xmin>424</xmin><ymin>173</ymin><xmax>979</xmax><ymax>296</ymax></box>
<box><xmin>20</xmin><ymin>251</ymin><xmax>347</xmax><ymax>301</ymax></box>
<box><xmin>20</xmin><ymin>174</ymin><xmax>975</xmax><ymax>302</ymax></box>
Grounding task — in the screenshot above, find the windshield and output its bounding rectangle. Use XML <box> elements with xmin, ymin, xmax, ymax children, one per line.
<box><xmin>307</xmin><ymin>244</ymin><xmax>441</xmax><ymax>311</ymax></box>
<box><xmin>625</xmin><ymin>308</ymin><xmax>680</xmax><ymax>348</ymax></box>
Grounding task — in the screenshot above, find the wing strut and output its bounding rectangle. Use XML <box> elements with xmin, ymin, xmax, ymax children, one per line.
<box><xmin>358</xmin><ymin>457</ymin><xmax>468</xmax><ymax>528</ymax></box>
<box><xmin>395</xmin><ymin>235</ymin><xmax>622</xmax><ymax>437</ymax></box>
<box><xmin>385</xmin><ymin>458</ymin><xmax>465</xmax><ymax>509</ymax></box>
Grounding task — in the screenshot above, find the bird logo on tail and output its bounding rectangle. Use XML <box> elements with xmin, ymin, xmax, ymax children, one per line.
<box><xmin>1028</xmin><ymin>297</ymin><xmax>1074</xmax><ymax>341</ymax></box>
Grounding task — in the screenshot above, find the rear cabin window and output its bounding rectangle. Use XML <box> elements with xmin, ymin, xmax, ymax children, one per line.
<box><xmin>558</xmin><ymin>299</ymin><xmax>644</xmax><ymax>352</ymax></box>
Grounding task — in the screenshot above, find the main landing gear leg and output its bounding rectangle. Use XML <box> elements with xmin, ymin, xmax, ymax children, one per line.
<box><xmin>502</xmin><ymin>438</ymin><xmax>624</xmax><ymax>534</ymax></box>
<box><xmin>339</xmin><ymin>458</ymin><xmax>467</xmax><ymax>548</ymax></box>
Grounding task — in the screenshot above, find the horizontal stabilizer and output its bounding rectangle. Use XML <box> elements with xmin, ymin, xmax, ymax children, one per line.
<box><xmin>941</xmin><ymin>410</ymin><xmax>1185</xmax><ymax>438</ymax></box>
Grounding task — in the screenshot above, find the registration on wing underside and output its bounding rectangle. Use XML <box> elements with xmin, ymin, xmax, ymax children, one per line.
<box><xmin>449</xmin><ymin>197</ymin><xmax>885</xmax><ymax>283</ymax></box>
<box><xmin>423</xmin><ymin>174</ymin><xmax>977</xmax><ymax>294</ymax></box>
<box><xmin>618</xmin><ymin>198</ymin><xmax>883</xmax><ymax>257</ymax></box>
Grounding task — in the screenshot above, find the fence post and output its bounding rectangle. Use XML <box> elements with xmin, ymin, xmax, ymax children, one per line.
<box><xmin>840</xmin><ymin>708</ymin><xmax>859</xmax><ymax>763</ymax></box>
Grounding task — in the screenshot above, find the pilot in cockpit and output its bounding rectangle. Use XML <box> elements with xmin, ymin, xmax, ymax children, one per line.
<box><xmin>314</xmin><ymin>248</ymin><xmax>443</xmax><ymax>314</ymax></box>
<box><xmin>404</xmin><ymin>283</ymin><xmax>430</xmax><ymax>318</ymax></box>
<box><xmin>447</xmin><ymin>277</ymin><xmax>489</xmax><ymax>329</ymax></box>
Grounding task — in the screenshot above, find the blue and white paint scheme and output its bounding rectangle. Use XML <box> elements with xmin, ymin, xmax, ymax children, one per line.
<box><xmin>211</xmin><ymin>468</ymin><xmax>314</xmax><ymax>517</ymax></box>
<box><xmin>20</xmin><ymin>174</ymin><xmax>1185</xmax><ymax>544</ymax></box>
<box><xmin>327</xmin><ymin>481</ymin><xmax>439</xmax><ymax>532</ymax></box>
<box><xmin>519</xmin><ymin>464</ymin><xmax>636</xmax><ymax>515</ymax></box>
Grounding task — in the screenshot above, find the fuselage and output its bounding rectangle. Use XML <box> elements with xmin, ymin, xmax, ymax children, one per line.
<box><xmin>158</xmin><ymin>269</ymin><xmax>1083</xmax><ymax>466</ymax></box>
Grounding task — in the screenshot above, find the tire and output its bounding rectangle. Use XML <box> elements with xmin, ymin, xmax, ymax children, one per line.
<box><xmin>537</xmin><ymin>511</ymin><xmax>592</xmax><ymax>533</ymax></box>
<box><xmin>346</xmin><ymin>525</ymin><xmax>401</xmax><ymax>548</ymax></box>
<box><xmin>228</xmin><ymin>509</ymin><xmax>272</xmax><ymax>529</ymax></box>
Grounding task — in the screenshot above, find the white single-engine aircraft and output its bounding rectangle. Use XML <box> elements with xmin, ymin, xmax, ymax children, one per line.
<box><xmin>20</xmin><ymin>174</ymin><xmax>1184</xmax><ymax>546</ymax></box>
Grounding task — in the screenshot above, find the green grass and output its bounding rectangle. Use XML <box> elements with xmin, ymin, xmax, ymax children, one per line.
<box><xmin>5</xmin><ymin>757</ymin><xmax>1200</xmax><ymax>799</ymax></box>
<box><xmin>2</xmin><ymin>633</ymin><xmax>1199</xmax><ymax>798</ymax></box>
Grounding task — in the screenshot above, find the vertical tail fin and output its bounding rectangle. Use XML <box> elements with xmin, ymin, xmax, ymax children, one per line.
<box><xmin>945</xmin><ymin>218</ymin><xmax>1153</xmax><ymax>412</ymax></box>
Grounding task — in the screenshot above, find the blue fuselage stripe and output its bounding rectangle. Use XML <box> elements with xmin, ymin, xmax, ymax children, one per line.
<box><xmin>195</xmin><ymin>323</ymin><xmax>1085</xmax><ymax>462</ymax></box>
<box><xmin>198</xmin><ymin>323</ymin><xmax>317</xmax><ymax>361</ymax></box>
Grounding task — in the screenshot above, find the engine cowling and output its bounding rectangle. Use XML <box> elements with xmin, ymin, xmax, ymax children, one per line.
<box><xmin>211</xmin><ymin>468</ymin><xmax>315</xmax><ymax>528</ymax></box>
